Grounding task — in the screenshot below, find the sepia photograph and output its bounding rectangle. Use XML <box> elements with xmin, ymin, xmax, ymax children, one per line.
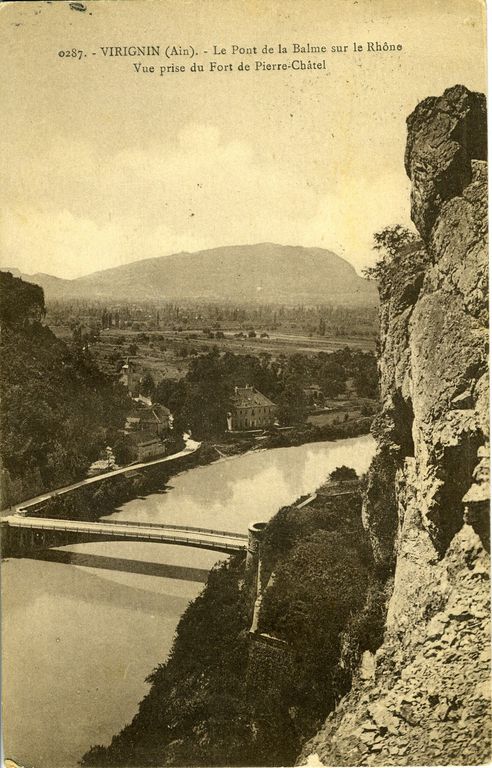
<box><xmin>0</xmin><ymin>1</ymin><xmax>489</xmax><ymax>766</ymax></box>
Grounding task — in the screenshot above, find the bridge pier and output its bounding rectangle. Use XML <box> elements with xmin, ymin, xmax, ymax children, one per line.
<box><xmin>245</xmin><ymin>522</ymin><xmax>267</xmax><ymax>573</ymax></box>
<box><xmin>1</xmin><ymin>521</ymin><xmax>11</xmax><ymax>556</ymax></box>
<box><xmin>245</xmin><ymin>522</ymin><xmax>267</xmax><ymax>633</ymax></box>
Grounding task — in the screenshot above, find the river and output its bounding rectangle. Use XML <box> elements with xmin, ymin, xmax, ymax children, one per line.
<box><xmin>2</xmin><ymin>435</ymin><xmax>375</xmax><ymax>768</ymax></box>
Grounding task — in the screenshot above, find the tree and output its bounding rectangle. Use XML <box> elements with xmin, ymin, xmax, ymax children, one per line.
<box><xmin>330</xmin><ymin>465</ymin><xmax>358</xmax><ymax>482</ymax></box>
<box><xmin>140</xmin><ymin>371</ymin><xmax>155</xmax><ymax>398</ymax></box>
<box><xmin>178</xmin><ymin>380</ymin><xmax>230</xmax><ymax>437</ymax></box>
<box><xmin>373</xmin><ymin>224</ymin><xmax>420</xmax><ymax>257</ymax></box>
<box><xmin>154</xmin><ymin>378</ymin><xmax>186</xmax><ymax>413</ymax></box>
<box><xmin>363</xmin><ymin>225</ymin><xmax>423</xmax><ymax>283</ymax></box>
<box><xmin>72</xmin><ymin>324</ymin><xmax>82</xmax><ymax>343</ymax></box>
<box><xmin>322</xmin><ymin>378</ymin><xmax>345</xmax><ymax>398</ymax></box>
<box><xmin>277</xmin><ymin>380</ymin><xmax>307</xmax><ymax>426</ymax></box>
<box><xmin>361</xmin><ymin>402</ymin><xmax>376</xmax><ymax>416</ymax></box>
<box><xmin>259</xmin><ymin>530</ymin><xmax>369</xmax><ymax>718</ymax></box>
<box><xmin>113</xmin><ymin>436</ymin><xmax>133</xmax><ymax>466</ymax></box>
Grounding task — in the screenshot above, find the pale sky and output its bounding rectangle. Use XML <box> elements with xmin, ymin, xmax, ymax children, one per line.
<box><xmin>0</xmin><ymin>0</ymin><xmax>487</xmax><ymax>279</ymax></box>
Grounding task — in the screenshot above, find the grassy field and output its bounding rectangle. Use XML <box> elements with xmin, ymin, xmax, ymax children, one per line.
<box><xmin>307</xmin><ymin>409</ymin><xmax>361</xmax><ymax>427</ymax></box>
<box><xmin>153</xmin><ymin>328</ymin><xmax>375</xmax><ymax>354</ymax></box>
<box><xmin>50</xmin><ymin>323</ymin><xmax>376</xmax><ymax>387</ymax></box>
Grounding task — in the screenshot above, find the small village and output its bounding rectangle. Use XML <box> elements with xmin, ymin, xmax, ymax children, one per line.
<box><xmin>87</xmin><ymin>353</ymin><xmax>376</xmax><ymax>469</ymax></box>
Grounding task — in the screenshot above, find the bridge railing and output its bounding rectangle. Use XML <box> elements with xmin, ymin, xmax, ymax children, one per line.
<box><xmin>95</xmin><ymin>518</ymin><xmax>249</xmax><ymax>539</ymax></box>
<box><xmin>8</xmin><ymin>516</ymin><xmax>248</xmax><ymax>541</ymax></box>
<box><xmin>5</xmin><ymin>521</ymin><xmax>246</xmax><ymax>552</ymax></box>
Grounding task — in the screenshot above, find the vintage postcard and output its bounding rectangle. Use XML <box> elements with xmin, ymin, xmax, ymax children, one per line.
<box><xmin>0</xmin><ymin>1</ymin><xmax>489</xmax><ymax>766</ymax></box>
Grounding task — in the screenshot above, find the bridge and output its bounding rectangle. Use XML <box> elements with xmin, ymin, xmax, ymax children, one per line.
<box><xmin>1</xmin><ymin>515</ymin><xmax>249</xmax><ymax>557</ymax></box>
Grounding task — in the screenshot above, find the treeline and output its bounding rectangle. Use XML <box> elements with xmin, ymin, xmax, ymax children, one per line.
<box><xmin>82</xmin><ymin>474</ymin><xmax>386</xmax><ymax>767</ymax></box>
<box><xmin>0</xmin><ymin>272</ymin><xmax>130</xmax><ymax>505</ymax></box>
<box><xmin>47</xmin><ymin>297</ymin><xmax>377</xmax><ymax>338</ymax></box>
<box><xmin>151</xmin><ymin>347</ymin><xmax>377</xmax><ymax>438</ymax></box>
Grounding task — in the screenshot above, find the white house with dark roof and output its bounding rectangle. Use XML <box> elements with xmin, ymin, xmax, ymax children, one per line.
<box><xmin>227</xmin><ymin>385</ymin><xmax>277</xmax><ymax>431</ymax></box>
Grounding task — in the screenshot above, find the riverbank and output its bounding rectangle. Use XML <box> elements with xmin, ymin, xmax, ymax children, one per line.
<box><xmin>81</xmin><ymin>465</ymin><xmax>385</xmax><ymax>767</ymax></box>
<box><xmin>195</xmin><ymin>415</ymin><xmax>373</xmax><ymax>468</ymax></box>
<box><xmin>16</xmin><ymin>416</ymin><xmax>373</xmax><ymax>525</ymax></box>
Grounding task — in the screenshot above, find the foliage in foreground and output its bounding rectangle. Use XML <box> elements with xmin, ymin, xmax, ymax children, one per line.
<box><xmin>363</xmin><ymin>225</ymin><xmax>427</xmax><ymax>302</ymax></box>
<box><xmin>81</xmin><ymin>481</ymin><xmax>387</xmax><ymax>767</ymax></box>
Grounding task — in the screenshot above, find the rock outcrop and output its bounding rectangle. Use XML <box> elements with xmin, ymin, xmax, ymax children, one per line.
<box><xmin>299</xmin><ymin>85</ymin><xmax>490</xmax><ymax>765</ymax></box>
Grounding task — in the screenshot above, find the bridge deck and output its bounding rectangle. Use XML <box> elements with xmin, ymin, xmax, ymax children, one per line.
<box><xmin>3</xmin><ymin>516</ymin><xmax>247</xmax><ymax>554</ymax></box>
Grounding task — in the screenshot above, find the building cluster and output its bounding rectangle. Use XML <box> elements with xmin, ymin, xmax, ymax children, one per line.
<box><xmin>118</xmin><ymin>360</ymin><xmax>174</xmax><ymax>461</ymax></box>
<box><xmin>123</xmin><ymin>404</ymin><xmax>173</xmax><ymax>461</ymax></box>
<box><xmin>120</xmin><ymin>356</ymin><xmax>338</xmax><ymax>440</ymax></box>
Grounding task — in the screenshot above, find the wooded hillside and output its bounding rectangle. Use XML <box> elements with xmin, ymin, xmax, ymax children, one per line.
<box><xmin>0</xmin><ymin>271</ymin><xmax>128</xmax><ymax>505</ymax></box>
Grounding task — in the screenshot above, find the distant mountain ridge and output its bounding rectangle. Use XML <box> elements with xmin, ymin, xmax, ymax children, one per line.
<box><xmin>3</xmin><ymin>243</ymin><xmax>378</xmax><ymax>305</ymax></box>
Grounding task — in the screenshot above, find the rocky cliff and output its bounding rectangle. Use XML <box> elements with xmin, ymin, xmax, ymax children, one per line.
<box><xmin>0</xmin><ymin>272</ymin><xmax>129</xmax><ymax>507</ymax></box>
<box><xmin>299</xmin><ymin>85</ymin><xmax>490</xmax><ymax>765</ymax></box>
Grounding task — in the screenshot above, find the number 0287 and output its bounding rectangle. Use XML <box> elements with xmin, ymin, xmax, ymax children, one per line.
<box><xmin>58</xmin><ymin>49</ymin><xmax>84</xmax><ymax>59</ymax></box>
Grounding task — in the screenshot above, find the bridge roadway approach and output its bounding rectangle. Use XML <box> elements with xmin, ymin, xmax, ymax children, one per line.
<box><xmin>1</xmin><ymin>515</ymin><xmax>248</xmax><ymax>557</ymax></box>
<box><xmin>4</xmin><ymin>437</ymin><xmax>201</xmax><ymax>518</ymax></box>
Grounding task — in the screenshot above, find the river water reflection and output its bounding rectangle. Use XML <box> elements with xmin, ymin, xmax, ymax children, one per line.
<box><xmin>2</xmin><ymin>435</ymin><xmax>375</xmax><ymax>768</ymax></box>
